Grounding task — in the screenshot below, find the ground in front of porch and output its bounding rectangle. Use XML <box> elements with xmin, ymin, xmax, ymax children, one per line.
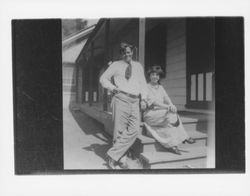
<box><xmin>63</xmin><ymin>107</ymin><xmax>110</xmax><ymax>169</ymax></box>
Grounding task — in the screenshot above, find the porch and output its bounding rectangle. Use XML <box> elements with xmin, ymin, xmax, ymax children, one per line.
<box><xmin>71</xmin><ymin>101</ymin><xmax>214</xmax><ymax>169</ymax></box>
<box><xmin>75</xmin><ymin>18</ymin><xmax>215</xmax><ymax>113</ymax></box>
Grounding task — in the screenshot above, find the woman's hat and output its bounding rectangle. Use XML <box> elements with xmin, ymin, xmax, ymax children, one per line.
<box><xmin>147</xmin><ymin>65</ymin><xmax>164</xmax><ymax>76</ymax></box>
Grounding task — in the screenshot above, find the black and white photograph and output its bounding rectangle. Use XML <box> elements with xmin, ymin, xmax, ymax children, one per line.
<box><xmin>2</xmin><ymin>0</ymin><xmax>249</xmax><ymax>195</ymax></box>
<box><xmin>62</xmin><ymin>18</ymin><xmax>216</xmax><ymax>169</ymax></box>
<box><xmin>11</xmin><ymin>15</ymin><xmax>245</xmax><ymax>174</ymax></box>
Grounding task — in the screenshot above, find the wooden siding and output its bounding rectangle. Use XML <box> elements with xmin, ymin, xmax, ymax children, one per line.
<box><xmin>165</xmin><ymin>87</ymin><xmax>186</xmax><ymax>97</ymax></box>
<box><xmin>62</xmin><ymin>63</ymin><xmax>77</xmax><ymax>108</ymax></box>
<box><xmin>161</xmin><ymin>19</ymin><xmax>187</xmax><ymax>111</ymax></box>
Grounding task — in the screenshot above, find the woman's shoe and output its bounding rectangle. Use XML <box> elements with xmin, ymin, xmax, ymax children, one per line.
<box><xmin>170</xmin><ymin>118</ymin><xmax>180</xmax><ymax>127</ymax></box>
<box><xmin>172</xmin><ymin>146</ymin><xmax>181</xmax><ymax>155</ymax></box>
<box><xmin>184</xmin><ymin>137</ymin><xmax>196</xmax><ymax>144</ymax></box>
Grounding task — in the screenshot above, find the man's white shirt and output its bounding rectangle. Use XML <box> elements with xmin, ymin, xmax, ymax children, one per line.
<box><xmin>100</xmin><ymin>60</ymin><xmax>148</xmax><ymax>100</ymax></box>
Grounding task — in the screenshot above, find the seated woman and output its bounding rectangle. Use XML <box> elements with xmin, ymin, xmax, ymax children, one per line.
<box><xmin>143</xmin><ymin>66</ymin><xmax>195</xmax><ymax>155</ymax></box>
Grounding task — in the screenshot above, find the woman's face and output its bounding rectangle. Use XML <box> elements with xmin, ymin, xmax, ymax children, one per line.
<box><xmin>150</xmin><ymin>72</ymin><xmax>160</xmax><ymax>84</ymax></box>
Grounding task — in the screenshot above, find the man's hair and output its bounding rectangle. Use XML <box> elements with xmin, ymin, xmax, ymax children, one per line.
<box><xmin>120</xmin><ymin>42</ymin><xmax>134</xmax><ymax>54</ymax></box>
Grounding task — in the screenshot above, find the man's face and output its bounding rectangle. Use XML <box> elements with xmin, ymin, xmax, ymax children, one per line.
<box><xmin>122</xmin><ymin>47</ymin><xmax>133</xmax><ymax>63</ymax></box>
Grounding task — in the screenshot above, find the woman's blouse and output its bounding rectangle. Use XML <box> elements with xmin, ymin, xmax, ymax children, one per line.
<box><xmin>146</xmin><ymin>83</ymin><xmax>172</xmax><ymax>108</ymax></box>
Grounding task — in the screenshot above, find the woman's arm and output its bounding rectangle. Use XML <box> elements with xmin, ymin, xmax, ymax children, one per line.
<box><xmin>161</xmin><ymin>86</ymin><xmax>177</xmax><ymax>112</ymax></box>
<box><xmin>146</xmin><ymin>85</ymin><xmax>175</xmax><ymax>112</ymax></box>
<box><xmin>151</xmin><ymin>100</ymin><xmax>170</xmax><ymax>110</ymax></box>
<box><xmin>161</xmin><ymin>86</ymin><xmax>174</xmax><ymax>105</ymax></box>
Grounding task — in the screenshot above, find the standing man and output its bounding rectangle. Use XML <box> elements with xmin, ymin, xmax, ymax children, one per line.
<box><xmin>100</xmin><ymin>42</ymin><xmax>147</xmax><ymax>169</ymax></box>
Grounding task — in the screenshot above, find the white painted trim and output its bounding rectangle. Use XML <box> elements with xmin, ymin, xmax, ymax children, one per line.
<box><xmin>139</xmin><ymin>18</ymin><xmax>145</xmax><ymax>67</ymax></box>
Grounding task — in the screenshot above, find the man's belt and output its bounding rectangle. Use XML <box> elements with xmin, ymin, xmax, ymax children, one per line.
<box><xmin>119</xmin><ymin>90</ymin><xmax>139</xmax><ymax>99</ymax></box>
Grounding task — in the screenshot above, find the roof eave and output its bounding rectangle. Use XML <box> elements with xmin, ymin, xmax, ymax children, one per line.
<box><xmin>75</xmin><ymin>19</ymin><xmax>106</xmax><ymax>64</ymax></box>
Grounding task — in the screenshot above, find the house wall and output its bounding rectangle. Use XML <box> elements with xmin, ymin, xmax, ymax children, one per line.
<box><xmin>161</xmin><ymin>19</ymin><xmax>187</xmax><ymax>111</ymax></box>
<box><xmin>62</xmin><ymin>37</ymin><xmax>88</xmax><ymax>108</ymax></box>
<box><xmin>63</xmin><ymin>63</ymin><xmax>76</xmax><ymax>109</ymax></box>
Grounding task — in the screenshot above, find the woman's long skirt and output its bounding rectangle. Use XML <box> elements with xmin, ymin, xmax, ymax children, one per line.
<box><xmin>143</xmin><ymin>109</ymin><xmax>189</xmax><ymax>148</ymax></box>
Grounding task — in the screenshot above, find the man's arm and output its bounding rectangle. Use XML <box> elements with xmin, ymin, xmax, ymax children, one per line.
<box><xmin>99</xmin><ymin>63</ymin><xmax>117</xmax><ymax>91</ymax></box>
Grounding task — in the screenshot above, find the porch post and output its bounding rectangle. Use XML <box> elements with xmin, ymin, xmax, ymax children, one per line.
<box><xmin>103</xmin><ymin>19</ymin><xmax>110</xmax><ymax>111</ymax></box>
<box><xmin>139</xmin><ymin>18</ymin><xmax>146</xmax><ymax>67</ymax></box>
<box><xmin>81</xmin><ymin>60</ymin><xmax>85</xmax><ymax>104</ymax></box>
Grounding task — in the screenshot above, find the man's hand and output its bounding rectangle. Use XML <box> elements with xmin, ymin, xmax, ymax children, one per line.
<box><xmin>169</xmin><ymin>104</ymin><xmax>177</xmax><ymax>113</ymax></box>
<box><xmin>140</xmin><ymin>100</ymin><xmax>147</xmax><ymax>110</ymax></box>
<box><xmin>112</xmin><ymin>87</ymin><xmax>120</xmax><ymax>94</ymax></box>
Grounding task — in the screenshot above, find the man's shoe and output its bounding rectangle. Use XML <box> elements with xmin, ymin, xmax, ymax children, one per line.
<box><xmin>118</xmin><ymin>155</ymin><xmax>129</xmax><ymax>169</ymax></box>
<box><xmin>107</xmin><ymin>156</ymin><xmax>119</xmax><ymax>169</ymax></box>
<box><xmin>119</xmin><ymin>161</ymin><xmax>129</xmax><ymax>169</ymax></box>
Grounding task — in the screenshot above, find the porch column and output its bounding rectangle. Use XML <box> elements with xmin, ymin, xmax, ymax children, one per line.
<box><xmin>139</xmin><ymin>18</ymin><xmax>146</xmax><ymax>67</ymax></box>
<box><xmin>81</xmin><ymin>60</ymin><xmax>85</xmax><ymax>104</ymax></box>
<box><xmin>103</xmin><ymin>19</ymin><xmax>110</xmax><ymax>111</ymax></box>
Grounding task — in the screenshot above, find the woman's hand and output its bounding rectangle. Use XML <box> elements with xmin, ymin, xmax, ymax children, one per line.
<box><xmin>141</xmin><ymin>99</ymin><xmax>147</xmax><ymax>110</ymax></box>
<box><xmin>169</xmin><ymin>104</ymin><xmax>177</xmax><ymax>113</ymax></box>
<box><xmin>165</xmin><ymin>105</ymin><xmax>170</xmax><ymax>112</ymax></box>
<box><xmin>152</xmin><ymin>101</ymin><xmax>170</xmax><ymax>111</ymax></box>
<box><xmin>112</xmin><ymin>87</ymin><xmax>120</xmax><ymax>94</ymax></box>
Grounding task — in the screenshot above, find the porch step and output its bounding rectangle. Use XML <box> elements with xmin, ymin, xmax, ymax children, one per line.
<box><xmin>140</xmin><ymin>146</ymin><xmax>207</xmax><ymax>169</ymax></box>
<box><xmin>183</xmin><ymin>121</ymin><xmax>208</xmax><ymax>134</ymax></box>
<box><xmin>180</xmin><ymin>116</ymin><xmax>207</xmax><ymax>133</ymax></box>
<box><xmin>135</xmin><ymin>130</ymin><xmax>207</xmax><ymax>154</ymax></box>
<box><xmin>180</xmin><ymin>130</ymin><xmax>207</xmax><ymax>147</ymax></box>
<box><xmin>79</xmin><ymin>104</ymin><xmax>210</xmax><ymax>169</ymax></box>
<box><xmin>179</xmin><ymin>112</ymin><xmax>214</xmax><ymax>133</ymax></box>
